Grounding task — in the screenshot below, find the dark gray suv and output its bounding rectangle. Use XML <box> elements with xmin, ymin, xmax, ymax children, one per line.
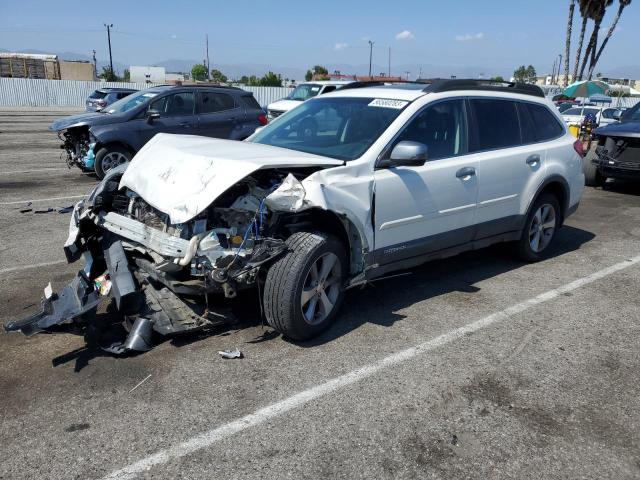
<box><xmin>85</xmin><ymin>87</ymin><xmax>138</xmax><ymax>112</ymax></box>
<box><xmin>52</xmin><ymin>85</ymin><xmax>267</xmax><ymax>178</ymax></box>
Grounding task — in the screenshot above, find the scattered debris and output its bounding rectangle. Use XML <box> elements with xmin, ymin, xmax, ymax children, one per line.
<box><xmin>450</xmin><ymin>434</ymin><xmax>459</xmax><ymax>446</ymax></box>
<box><xmin>34</xmin><ymin>207</ymin><xmax>55</xmax><ymax>214</ymax></box>
<box><xmin>64</xmin><ymin>423</ymin><xmax>90</xmax><ymax>433</ymax></box>
<box><xmin>218</xmin><ymin>348</ymin><xmax>243</xmax><ymax>359</ymax></box>
<box><xmin>18</xmin><ymin>203</ymin><xmax>74</xmax><ymax>214</ymax></box>
<box><xmin>94</xmin><ymin>274</ymin><xmax>112</xmax><ymax>296</ymax></box>
<box><xmin>57</xmin><ymin>205</ymin><xmax>74</xmax><ymax>214</ymax></box>
<box><xmin>129</xmin><ymin>374</ymin><xmax>152</xmax><ymax>393</ymax></box>
<box><xmin>19</xmin><ymin>207</ymin><xmax>32</xmax><ymax>213</ymax></box>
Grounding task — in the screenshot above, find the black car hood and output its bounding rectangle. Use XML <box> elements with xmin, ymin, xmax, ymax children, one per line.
<box><xmin>49</xmin><ymin>112</ymin><xmax>129</xmax><ymax>131</ymax></box>
<box><xmin>595</xmin><ymin>121</ymin><xmax>640</xmax><ymax>139</ymax></box>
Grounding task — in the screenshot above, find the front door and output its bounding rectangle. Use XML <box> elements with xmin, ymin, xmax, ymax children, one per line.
<box><xmin>373</xmin><ymin>99</ymin><xmax>479</xmax><ymax>265</ymax></box>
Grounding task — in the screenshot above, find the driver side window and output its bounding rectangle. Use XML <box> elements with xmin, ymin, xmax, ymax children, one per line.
<box><xmin>149</xmin><ymin>92</ymin><xmax>195</xmax><ymax>116</ymax></box>
<box><xmin>393</xmin><ymin>99</ymin><xmax>468</xmax><ymax>161</ymax></box>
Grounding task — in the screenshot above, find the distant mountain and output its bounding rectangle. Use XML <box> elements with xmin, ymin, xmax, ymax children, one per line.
<box><xmin>3</xmin><ymin>48</ymin><xmax>639</xmax><ymax>81</ymax></box>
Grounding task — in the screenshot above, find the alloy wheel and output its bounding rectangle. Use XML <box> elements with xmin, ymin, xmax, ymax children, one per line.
<box><xmin>102</xmin><ymin>151</ymin><xmax>128</xmax><ymax>172</ymax></box>
<box><xmin>300</xmin><ymin>252</ymin><xmax>342</xmax><ymax>325</ymax></box>
<box><xmin>529</xmin><ymin>203</ymin><xmax>556</xmax><ymax>253</ymax></box>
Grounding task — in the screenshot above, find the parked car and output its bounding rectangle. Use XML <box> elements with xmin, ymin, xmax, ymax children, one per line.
<box><xmin>561</xmin><ymin>105</ymin><xmax>624</xmax><ymax>127</ymax></box>
<box><xmin>86</xmin><ymin>87</ymin><xmax>137</xmax><ymax>112</ymax></box>
<box><xmin>557</xmin><ymin>102</ymin><xmax>577</xmax><ymax>113</ymax></box>
<box><xmin>7</xmin><ymin>79</ymin><xmax>584</xmax><ymax>353</ymax></box>
<box><xmin>584</xmin><ymin>101</ymin><xmax>640</xmax><ymax>186</ymax></box>
<box><xmin>52</xmin><ymin>85</ymin><xmax>267</xmax><ymax>178</ymax></box>
<box><xmin>266</xmin><ymin>81</ymin><xmax>352</xmax><ymax>120</ymax></box>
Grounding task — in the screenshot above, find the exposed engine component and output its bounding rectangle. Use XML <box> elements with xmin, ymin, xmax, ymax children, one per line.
<box><xmin>59</xmin><ymin>128</ymin><xmax>91</xmax><ymax>169</ymax></box>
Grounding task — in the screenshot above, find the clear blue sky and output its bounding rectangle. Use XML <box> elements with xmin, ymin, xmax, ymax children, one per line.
<box><xmin>0</xmin><ymin>0</ymin><xmax>638</xmax><ymax>76</ymax></box>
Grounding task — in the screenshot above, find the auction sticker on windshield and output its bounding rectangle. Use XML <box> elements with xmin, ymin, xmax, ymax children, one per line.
<box><xmin>368</xmin><ymin>98</ymin><xmax>409</xmax><ymax>109</ymax></box>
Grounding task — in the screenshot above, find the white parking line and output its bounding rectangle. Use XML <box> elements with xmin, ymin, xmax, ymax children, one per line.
<box><xmin>102</xmin><ymin>255</ymin><xmax>640</xmax><ymax>480</ymax></box>
<box><xmin>0</xmin><ymin>260</ymin><xmax>66</xmax><ymax>275</ymax></box>
<box><xmin>0</xmin><ymin>195</ymin><xmax>85</xmax><ymax>206</ymax></box>
<box><xmin>0</xmin><ymin>168</ymin><xmax>69</xmax><ymax>175</ymax></box>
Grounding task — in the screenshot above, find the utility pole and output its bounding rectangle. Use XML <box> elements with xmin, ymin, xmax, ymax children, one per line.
<box><xmin>557</xmin><ymin>54</ymin><xmax>562</xmax><ymax>85</ymax></box>
<box><xmin>368</xmin><ymin>40</ymin><xmax>374</xmax><ymax>78</ymax></box>
<box><xmin>551</xmin><ymin>57</ymin><xmax>557</xmax><ymax>85</ymax></box>
<box><xmin>206</xmin><ymin>34</ymin><xmax>210</xmax><ymax>81</ymax></box>
<box><xmin>92</xmin><ymin>49</ymin><xmax>97</xmax><ymax>79</ymax></box>
<box><xmin>418</xmin><ymin>66</ymin><xmax>423</xmax><ymax>80</ymax></box>
<box><xmin>104</xmin><ymin>24</ymin><xmax>114</xmax><ymax>78</ymax></box>
<box><xmin>404</xmin><ymin>70</ymin><xmax>410</xmax><ymax>81</ymax></box>
<box><xmin>388</xmin><ymin>46</ymin><xmax>391</xmax><ymax>77</ymax></box>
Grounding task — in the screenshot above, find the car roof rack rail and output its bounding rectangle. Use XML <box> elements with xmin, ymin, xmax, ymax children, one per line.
<box><xmin>338</xmin><ymin>81</ymin><xmax>387</xmax><ymax>90</ymax></box>
<box><xmin>418</xmin><ymin>79</ymin><xmax>545</xmax><ymax>98</ymax></box>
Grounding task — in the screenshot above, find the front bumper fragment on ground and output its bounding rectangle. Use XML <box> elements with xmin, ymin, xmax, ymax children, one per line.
<box><xmin>4</xmin><ymin>271</ymin><xmax>105</xmax><ymax>337</ymax></box>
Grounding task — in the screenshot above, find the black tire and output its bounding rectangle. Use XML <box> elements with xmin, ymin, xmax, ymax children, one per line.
<box><xmin>583</xmin><ymin>150</ymin><xmax>605</xmax><ymax>187</ymax></box>
<box><xmin>264</xmin><ymin>232</ymin><xmax>346</xmax><ymax>340</ymax></box>
<box><xmin>515</xmin><ymin>193</ymin><xmax>561</xmax><ymax>262</ymax></box>
<box><xmin>94</xmin><ymin>146</ymin><xmax>131</xmax><ymax>180</ymax></box>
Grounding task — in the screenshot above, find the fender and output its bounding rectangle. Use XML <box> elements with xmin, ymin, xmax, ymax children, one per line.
<box><xmin>524</xmin><ymin>174</ymin><xmax>570</xmax><ymax>223</ymax></box>
<box><xmin>90</xmin><ymin>125</ymin><xmax>139</xmax><ymax>154</ymax></box>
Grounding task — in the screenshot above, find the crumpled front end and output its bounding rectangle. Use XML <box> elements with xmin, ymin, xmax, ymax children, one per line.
<box><xmin>5</xmin><ymin>165</ymin><xmax>314</xmax><ymax>353</ymax></box>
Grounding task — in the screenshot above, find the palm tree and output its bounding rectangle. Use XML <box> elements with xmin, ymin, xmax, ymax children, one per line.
<box><xmin>564</xmin><ymin>0</ymin><xmax>576</xmax><ymax>86</ymax></box>
<box><xmin>578</xmin><ymin>0</ymin><xmax>613</xmax><ymax>80</ymax></box>
<box><xmin>572</xmin><ymin>0</ymin><xmax>596</xmax><ymax>82</ymax></box>
<box><xmin>587</xmin><ymin>0</ymin><xmax>632</xmax><ymax>78</ymax></box>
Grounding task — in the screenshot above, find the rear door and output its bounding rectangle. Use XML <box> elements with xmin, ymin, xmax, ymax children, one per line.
<box><xmin>469</xmin><ymin>98</ymin><xmax>549</xmax><ymax>238</ymax></box>
<box><xmin>195</xmin><ymin>90</ymin><xmax>239</xmax><ymax>138</ymax></box>
<box><xmin>135</xmin><ymin>91</ymin><xmax>197</xmax><ymax>144</ymax></box>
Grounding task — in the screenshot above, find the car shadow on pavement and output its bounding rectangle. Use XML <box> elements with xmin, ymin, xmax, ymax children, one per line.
<box><xmin>294</xmin><ymin>225</ymin><xmax>596</xmax><ymax>348</ymax></box>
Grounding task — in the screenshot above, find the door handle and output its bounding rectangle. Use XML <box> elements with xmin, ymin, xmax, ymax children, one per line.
<box><xmin>179</xmin><ymin>122</ymin><xmax>191</xmax><ymax>128</ymax></box>
<box><xmin>526</xmin><ymin>154</ymin><xmax>541</xmax><ymax>165</ymax></box>
<box><xmin>456</xmin><ymin>167</ymin><xmax>476</xmax><ymax>179</ymax></box>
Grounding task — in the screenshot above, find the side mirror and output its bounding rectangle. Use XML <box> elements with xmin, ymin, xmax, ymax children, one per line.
<box><xmin>379</xmin><ymin>141</ymin><xmax>428</xmax><ymax>168</ymax></box>
<box><xmin>146</xmin><ymin>109</ymin><xmax>160</xmax><ymax>124</ymax></box>
<box><xmin>612</xmin><ymin>110</ymin><xmax>623</xmax><ymax>120</ymax></box>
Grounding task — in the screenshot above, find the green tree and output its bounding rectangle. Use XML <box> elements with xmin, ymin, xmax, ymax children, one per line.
<box><xmin>191</xmin><ymin>64</ymin><xmax>207</xmax><ymax>81</ymax></box>
<box><xmin>259</xmin><ymin>71</ymin><xmax>282</xmax><ymax>87</ymax></box>
<box><xmin>123</xmin><ymin>68</ymin><xmax>130</xmax><ymax>82</ymax></box>
<box><xmin>305</xmin><ymin>70</ymin><xmax>313</xmax><ymax>81</ymax></box>
<box><xmin>512</xmin><ymin>66</ymin><xmax>536</xmax><ymax>83</ymax></box>
<box><xmin>99</xmin><ymin>66</ymin><xmax>119</xmax><ymax>82</ymax></box>
<box><xmin>239</xmin><ymin>75</ymin><xmax>249</xmax><ymax>84</ymax></box>
<box><xmin>491</xmin><ymin>76</ymin><xmax>505</xmax><ymax>82</ymax></box>
<box><xmin>210</xmin><ymin>69</ymin><xmax>228</xmax><ymax>84</ymax></box>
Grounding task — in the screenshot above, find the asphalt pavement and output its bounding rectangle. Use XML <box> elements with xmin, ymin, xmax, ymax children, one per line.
<box><xmin>1</xmin><ymin>109</ymin><xmax>639</xmax><ymax>480</ymax></box>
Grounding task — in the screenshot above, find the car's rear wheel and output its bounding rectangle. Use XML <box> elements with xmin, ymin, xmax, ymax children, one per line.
<box><xmin>94</xmin><ymin>146</ymin><xmax>131</xmax><ymax>179</ymax></box>
<box><xmin>515</xmin><ymin>193</ymin><xmax>561</xmax><ymax>262</ymax></box>
<box><xmin>583</xmin><ymin>150</ymin><xmax>605</xmax><ymax>187</ymax></box>
<box><xmin>264</xmin><ymin>232</ymin><xmax>346</xmax><ymax>340</ymax></box>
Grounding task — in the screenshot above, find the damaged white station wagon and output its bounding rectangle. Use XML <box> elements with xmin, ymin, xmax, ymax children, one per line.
<box><xmin>6</xmin><ymin>80</ymin><xmax>584</xmax><ymax>353</ymax></box>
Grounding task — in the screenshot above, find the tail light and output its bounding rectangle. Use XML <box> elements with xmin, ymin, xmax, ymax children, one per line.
<box><xmin>573</xmin><ymin>139</ymin><xmax>584</xmax><ymax>157</ymax></box>
<box><xmin>97</xmin><ymin>99</ymin><xmax>107</xmax><ymax>107</ymax></box>
<box><xmin>258</xmin><ymin>113</ymin><xmax>268</xmax><ymax>126</ymax></box>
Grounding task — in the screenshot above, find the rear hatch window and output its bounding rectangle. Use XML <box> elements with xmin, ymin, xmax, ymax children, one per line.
<box><xmin>89</xmin><ymin>90</ymin><xmax>107</xmax><ymax>99</ymax></box>
<box><xmin>240</xmin><ymin>95</ymin><xmax>261</xmax><ymax>110</ymax></box>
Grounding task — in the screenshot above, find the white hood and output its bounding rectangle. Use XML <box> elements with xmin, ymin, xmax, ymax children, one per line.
<box><xmin>268</xmin><ymin>99</ymin><xmax>303</xmax><ymax>112</ymax></box>
<box><xmin>119</xmin><ymin>133</ymin><xmax>342</xmax><ymax>224</ymax></box>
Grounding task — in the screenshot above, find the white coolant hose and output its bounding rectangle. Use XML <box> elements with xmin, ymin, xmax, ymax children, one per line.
<box><xmin>176</xmin><ymin>233</ymin><xmax>206</xmax><ymax>267</ymax></box>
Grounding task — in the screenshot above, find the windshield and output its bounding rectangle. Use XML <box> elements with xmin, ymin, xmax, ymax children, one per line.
<box><xmin>249</xmin><ymin>96</ymin><xmax>408</xmax><ymax>161</ymax></box>
<box><xmin>286</xmin><ymin>84</ymin><xmax>322</xmax><ymax>101</ymax></box>
<box><xmin>622</xmin><ymin>103</ymin><xmax>640</xmax><ymax>123</ymax></box>
<box><xmin>104</xmin><ymin>90</ymin><xmax>158</xmax><ymax>114</ymax></box>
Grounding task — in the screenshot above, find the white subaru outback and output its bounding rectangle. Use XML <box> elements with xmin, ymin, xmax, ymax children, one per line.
<box><xmin>6</xmin><ymin>80</ymin><xmax>584</xmax><ymax>353</ymax></box>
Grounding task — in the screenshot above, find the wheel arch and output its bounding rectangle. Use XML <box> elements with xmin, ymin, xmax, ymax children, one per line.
<box><xmin>527</xmin><ymin>175</ymin><xmax>570</xmax><ymax>226</ymax></box>
<box><xmin>280</xmin><ymin>208</ymin><xmax>367</xmax><ymax>276</ymax></box>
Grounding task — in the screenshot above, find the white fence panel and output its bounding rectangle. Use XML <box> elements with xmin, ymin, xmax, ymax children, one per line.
<box><xmin>0</xmin><ymin>77</ymin><xmax>291</xmax><ymax>108</ymax></box>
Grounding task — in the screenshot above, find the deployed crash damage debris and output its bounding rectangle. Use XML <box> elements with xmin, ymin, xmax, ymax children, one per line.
<box><xmin>5</xmin><ymin>134</ymin><xmax>350</xmax><ymax>354</ymax></box>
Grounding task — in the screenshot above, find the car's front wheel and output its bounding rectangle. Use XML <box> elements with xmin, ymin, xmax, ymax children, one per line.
<box><xmin>264</xmin><ymin>232</ymin><xmax>346</xmax><ymax>340</ymax></box>
<box><xmin>515</xmin><ymin>193</ymin><xmax>561</xmax><ymax>262</ymax></box>
<box><xmin>94</xmin><ymin>146</ymin><xmax>131</xmax><ymax>179</ymax></box>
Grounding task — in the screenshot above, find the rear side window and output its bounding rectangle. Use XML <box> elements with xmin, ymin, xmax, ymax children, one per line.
<box><xmin>469</xmin><ymin>99</ymin><xmax>520</xmax><ymax>151</ymax></box>
<box><xmin>89</xmin><ymin>90</ymin><xmax>106</xmax><ymax>99</ymax></box>
<box><xmin>240</xmin><ymin>95</ymin><xmax>261</xmax><ymax>110</ymax></box>
<box><xmin>526</xmin><ymin>103</ymin><xmax>564</xmax><ymax>141</ymax></box>
<box><xmin>199</xmin><ymin>92</ymin><xmax>236</xmax><ymax>113</ymax></box>
<box><xmin>321</xmin><ymin>86</ymin><xmax>337</xmax><ymax>95</ymax></box>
